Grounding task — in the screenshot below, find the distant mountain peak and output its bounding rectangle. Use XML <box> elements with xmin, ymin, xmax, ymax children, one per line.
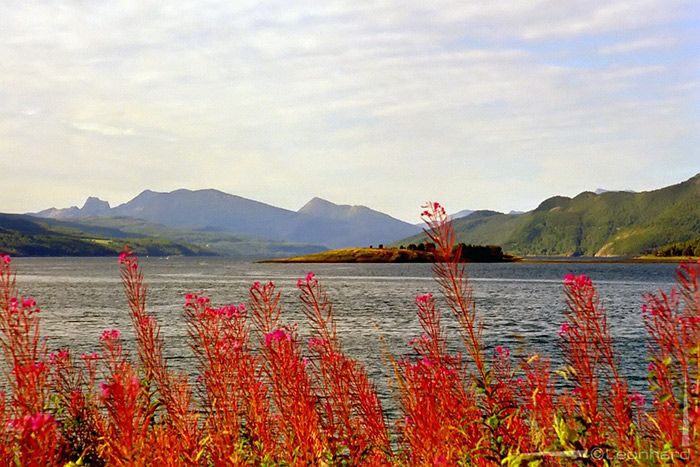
<box><xmin>449</xmin><ymin>209</ymin><xmax>474</xmax><ymax>220</ymax></box>
<box><xmin>301</xmin><ymin>196</ymin><xmax>391</xmax><ymax>217</ymax></box>
<box><xmin>299</xmin><ymin>197</ymin><xmax>338</xmax><ymax>212</ymax></box>
<box><xmin>534</xmin><ymin>195</ymin><xmax>572</xmax><ymax>212</ymax></box>
<box><xmin>81</xmin><ymin>196</ymin><xmax>110</xmax><ymax>216</ymax></box>
<box><xmin>595</xmin><ymin>187</ymin><xmax>636</xmax><ymax>195</ymax></box>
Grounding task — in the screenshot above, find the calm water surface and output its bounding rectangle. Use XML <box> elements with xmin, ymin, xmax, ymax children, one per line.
<box><xmin>11</xmin><ymin>257</ymin><xmax>680</xmax><ymax>411</ymax></box>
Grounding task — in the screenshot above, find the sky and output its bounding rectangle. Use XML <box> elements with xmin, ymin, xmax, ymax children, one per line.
<box><xmin>1</xmin><ymin>1</ymin><xmax>698</xmax><ymax>223</ymax></box>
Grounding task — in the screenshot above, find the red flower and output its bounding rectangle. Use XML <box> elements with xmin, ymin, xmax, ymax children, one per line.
<box><xmin>265</xmin><ymin>328</ymin><xmax>290</xmax><ymax>346</ymax></box>
<box><xmin>559</xmin><ymin>322</ymin><xmax>570</xmax><ymax>336</ymax></box>
<box><xmin>100</xmin><ymin>329</ymin><xmax>121</xmax><ymax>341</ymax></box>
<box><xmin>415</xmin><ymin>293</ymin><xmax>433</xmax><ymax>304</ymax></box>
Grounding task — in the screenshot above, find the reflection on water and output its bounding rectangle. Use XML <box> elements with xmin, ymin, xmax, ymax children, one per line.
<box><xmin>11</xmin><ymin>257</ymin><xmax>679</xmax><ymax>415</ymax></box>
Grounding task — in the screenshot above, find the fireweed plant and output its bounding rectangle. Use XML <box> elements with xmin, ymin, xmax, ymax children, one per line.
<box><xmin>0</xmin><ymin>204</ymin><xmax>697</xmax><ymax>466</ymax></box>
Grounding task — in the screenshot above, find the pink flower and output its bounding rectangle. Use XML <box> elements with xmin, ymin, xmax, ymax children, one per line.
<box><xmin>99</xmin><ymin>382</ymin><xmax>110</xmax><ymax>399</ymax></box>
<box><xmin>495</xmin><ymin>345</ymin><xmax>510</xmax><ymax>357</ymax></box>
<box><xmin>117</xmin><ymin>248</ymin><xmax>133</xmax><ymax>264</ymax></box>
<box><xmin>100</xmin><ymin>329</ymin><xmax>121</xmax><ymax>341</ymax></box>
<box><xmin>302</xmin><ymin>357</ymin><xmax>310</xmax><ymax>367</ymax></box>
<box><xmin>576</xmin><ymin>275</ymin><xmax>592</xmax><ymax>287</ymax></box>
<box><xmin>217</xmin><ymin>337</ymin><xmax>241</xmax><ymax>352</ymax></box>
<box><xmin>49</xmin><ymin>349</ymin><xmax>69</xmax><ymax>364</ymax></box>
<box><xmin>196</xmin><ymin>296</ymin><xmax>210</xmax><ymax>305</ymax></box>
<box><xmin>6</xmin><ymin>419</ymin><xmax>20</xmax><ymax>430</ymax></box>
<box><xmin>8</xmin><ymin>413</ymin><xmax>55</xmax><ymax>433</ymax></box>
<box><xmin>184</xmin><ymin>293</ymin><xmax>195</xmax><ymax>304</ymax></box>
<box><xmin>629</xmin><ymin>392</ymin><xmax>646</xmax><ymax>407</ymax></box>
<box><xmin>559</xmin><ymin>323</ymin><xmax>570</xmax><ymax>337</ymax></box>
<box><xmin>308</xmin><ymin>338</ymin><xmax>326</xmax><ymax>350</ymax></box>
<box><xmin>265</xmin><ymin>329</ymin><xmax>290</xmax><ymax>346</ymax></box>
<box><xmin>29</xmin><ymin>413</ymin><xmax>54</xmax><ymax>432</ymax></box>
<box><xmin>565</xmin><ymin>274</ymin><xmax>593</xmax><ymax>287</ymax></box>
<box><xmin>297</xmin><ymin>272</ymin><xmax>317</xmax><ymax>288</ymax></box>
<box><xmin>21</xmin><ymin>297</ymin><xmax>36</xmax><ymax>308</ymax></box>
<box><xmin>1</xmin><ymin>254</ymin><xmax>11</xmax><ymax>264</ymax></box>
<box><xmin>251</xmin><ymin>281</ymin><xmax>261</xmax><ymax>290</ymax></box>
<box><xmin>215</xmin><ymin>304</ymin><xmax>244</xmax><ymax>319</ymax></box>
<box><xmin>80</xmin><ymin>352</ymin><xmax>99</xmax><ymax>361</ymax></box>
<box><xmin>415</xmin><ymin>293</ymin><xmax>433</xmax><ymax>304</ymax></box>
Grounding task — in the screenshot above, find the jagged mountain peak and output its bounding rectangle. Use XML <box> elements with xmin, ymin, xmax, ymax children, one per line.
<box><xmin>81</xmin><ymin>196</ymin><xmax>110</xmax><ymax>216</ymax></box>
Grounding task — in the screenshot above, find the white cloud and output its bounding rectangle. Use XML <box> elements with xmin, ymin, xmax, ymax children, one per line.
<box><xmin>0</xmin><ymin>0</ymin><xmax>697</xmax><ymax>220</ymax></box>
<box><xmin>599</xmin><ymin>37</ymin><xmax>678</xmax><ymax>54</ymax></box>
<box><xmin>73</xmin><ymin>122</ymin><xmax>136</xmax><ymax>137</ymax></box>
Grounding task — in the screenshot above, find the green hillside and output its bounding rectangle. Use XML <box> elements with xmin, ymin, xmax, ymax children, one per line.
<box><xmin>0</xmin><ymin>214</ymin><xmax>212</xmax><ymax>257</ymax></box>
<box><xmin>0</xmin><ymin>214</ymin><xmax>326</xmax><ymax>258</ymax></box>
<box><xmin>397</xmin><ymin>173</ymin><xmax>700</xmax><ymax>257</ymax></box>
<box><xmin>76</xmin><ymin>217</ymin><xmax>326</xmax><ymax>258</ymax></box>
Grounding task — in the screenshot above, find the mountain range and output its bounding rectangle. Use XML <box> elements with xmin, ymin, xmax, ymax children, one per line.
<box><xmin>34</xmin><ymin>190</ymin><xmax>421</xmax><ymax>249</ymax></box>
<box><xmin>14</xmin><ymin>172</ymin><xmax>700</xmax><ymax>257</ymax></box>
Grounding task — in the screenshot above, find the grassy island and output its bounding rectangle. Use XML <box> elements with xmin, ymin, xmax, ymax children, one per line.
<box><xmin>261</xmin><ymin>244</ymin><xmax>520</xmax><ymax>263</ymax></box>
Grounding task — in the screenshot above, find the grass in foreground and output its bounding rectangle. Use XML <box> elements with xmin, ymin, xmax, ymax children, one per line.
<box><xmin>0</xmin><ymin>202</ymin><xmax>698</xmax><ymax>465</ymax></box>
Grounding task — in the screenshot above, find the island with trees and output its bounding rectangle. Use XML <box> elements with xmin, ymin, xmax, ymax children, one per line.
<box><xmin>261</xmin><ymin>242</ymin><xmax>519</xmax><ymax>263</ymax></box>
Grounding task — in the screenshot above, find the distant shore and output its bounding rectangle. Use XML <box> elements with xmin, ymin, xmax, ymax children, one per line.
<box><xmin>260</xmin><ymin>247</ymin><xmax>519</xmax><ymax>263</ymax></box>
<box><xmin>261</xmin><ymin>248</ymin><xmax>698</xmax><ymax>264</ymax></box>
<box><xmin>520</xmin><ymin>255</ymin><xmax>698</xmax><ymax>264</ymax></box>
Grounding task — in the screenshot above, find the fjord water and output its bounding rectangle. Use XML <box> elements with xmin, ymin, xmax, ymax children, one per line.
<box><xmin>13</xmin><ymin>257</ymin><xmax>678</xmax><ymax>411</ymax></box>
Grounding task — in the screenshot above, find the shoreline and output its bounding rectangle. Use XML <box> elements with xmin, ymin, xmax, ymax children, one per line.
<box><xmin>259</xmin><ymin>247</ymin><xmax>517</xmax><ymax>264</ymax></box>
<box><xmin>261</xmin><ymin>249</ymin><xmax>698</xmax><ymax>264</ymax></box>
<box><xmin>520</xmin><ymin>256</ymin><xmax>698</xmax><ymax>264</ymax></box>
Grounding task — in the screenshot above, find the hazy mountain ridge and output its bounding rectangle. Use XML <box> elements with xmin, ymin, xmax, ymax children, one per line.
<box><xmin>27</xmin><ymin>174</ymin><xmax>699</xmax><ymax>256</ymax></box>
<box><xmin>75</xmin><ymin>216</ymin><xmax>326</xmax><ymax>258</ymax></box>
<box><xmin>397</xmin><ymin>173</ymin><xmax>700</xmax><ymax>256</ymax></box>
<box><xmin>1</xmin><ymin>213</ymin><xmax>326</xmax><ymax>258</ymax></box>
<box><xmin>33</xmin><ymin>190</ymin><xmax>420</xmax><ymax>248</ymax></box>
